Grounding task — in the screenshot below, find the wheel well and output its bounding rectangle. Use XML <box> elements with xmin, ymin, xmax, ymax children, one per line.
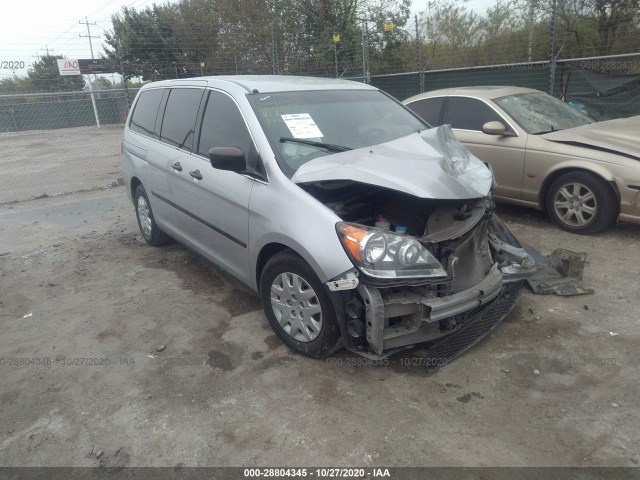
<box><xmin>130</xmin><ymin>177</ymin><xmax>142</xmax><ymax>203</ymax></box>
<box><xmin>255</xmin><ymin>243</ymin><xmax>291</xmax><ymax>291</ymax></box>
<box><xmin>538</xmin><ymin>168</ymin><xmax>620</xmax><ymax>211</ymax></box>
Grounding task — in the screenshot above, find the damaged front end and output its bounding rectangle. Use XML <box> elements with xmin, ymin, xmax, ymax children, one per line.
<box><xmin>321</xmin><ymin>193</ymin><xmax>534</xmax><ymax>368</ymax></box>
<box><xmin>295</xmin><ymin>126</ymin><xmax>535</xmax><ymax>368</ymax></box>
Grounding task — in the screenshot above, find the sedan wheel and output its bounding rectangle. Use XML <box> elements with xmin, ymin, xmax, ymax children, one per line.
<box><xmin>552</xmin><ymin>181</ymin><xmax>597</xmax><ymax>228</ymax></box>
<box><xmin>260</xmin><ymin>251</ymin><xmax>341</xmax><ymax>358</ymax></box>
<box><xmin>546</xmin><ymin>171</ymin><xmax>618</xmax><ymax>234</ymax></box>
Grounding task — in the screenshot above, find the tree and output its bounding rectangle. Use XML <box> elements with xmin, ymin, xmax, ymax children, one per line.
<box><xmin>27</xmin><ymin>55</ymin><xmax>85</xmax><ymax>92</ymax></box>
<box><xmin>104</xmin><ymin>5</ymin><xmax>186</xmax><ymax>81</ymax></box>
<box><xmin>419</xmin><ymin>1</ymin><xmax>484</xmax><ymax>68</ymax></box>
<box><xmin>102</xmin><ymin>0</ymin><xmax>413</xmax><ymax>79</ymax></box>
<box><xmin>590</xmin><ymin>0</ymin><xmax>640</xmax><ymax>55</ymax></box>
<box><xmin>479</xmin><ymin>0</ymin><xmax>539</xmax><ymax>64</ymax></box>
<box><xmin>95</xmin><ymin>77</ymin><xmax>115</xmax><ymax>90</ymax></box>
<box><xmin>0</xmin><ymin>75</ymin><xmax>34</xmax><ymax>96</ymax></box>
<box><xmin>525</xmin><ymin>0</ymin><xmax>640</xmax><ymax>58</ymax></box>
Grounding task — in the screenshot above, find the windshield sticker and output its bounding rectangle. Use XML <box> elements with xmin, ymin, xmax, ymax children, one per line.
<box><xmin>281</xmin><ymin>113</ymin><xmax>324</xmax><ymax>139</ymax></box>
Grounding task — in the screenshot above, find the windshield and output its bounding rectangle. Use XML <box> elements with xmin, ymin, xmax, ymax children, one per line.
<box><xmin>248</xmin><ymin>90</ymin><xmax>427</xmax><ymax>176</ymax></box>
<box><xmin>493</xmin><ymin>92</ymin><xmax>593</xmax><ymax>134</ymax></box>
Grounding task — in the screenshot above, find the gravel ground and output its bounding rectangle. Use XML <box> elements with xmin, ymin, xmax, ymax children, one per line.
<box><xmin>0</xmin><ymin>126</ymin><xmax>123</xmax><ymax>204</ymax></box>
<box><xmin>0</xmin><ymin>188</ymin><xmax>639</xmax><ymax>467</ymax></box>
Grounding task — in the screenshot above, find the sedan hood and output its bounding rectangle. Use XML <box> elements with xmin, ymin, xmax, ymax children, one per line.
<box><xmin>541</xmin><ymin>115</ymin><xmax>640</xmax><ymax>160</ymax></box>
<box><xmin>291</xmin><ymin>125</ymin><xmax>493</xmax><ymax>199</ymax></box>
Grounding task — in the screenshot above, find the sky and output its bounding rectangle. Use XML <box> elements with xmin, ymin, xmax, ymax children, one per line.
<box><xmin>0</xmin><ymin>0</ymin><xmax>496</xmax><ymax>81</ymax></box>
<box><xmin>0</xmin><ymin>0</ymin><xmax>158</xmax><ymax>79</ymax></box>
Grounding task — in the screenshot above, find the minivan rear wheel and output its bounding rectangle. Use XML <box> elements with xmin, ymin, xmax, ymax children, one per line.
<box><xmin>134</xmin><ymin>185</ymin><xmax>171</xmax><ymax>246</ymax></box>
<box><xmin>260</xmin><ymin>251</ymin><xmax>341</xmax><ymax>358</ymax></box>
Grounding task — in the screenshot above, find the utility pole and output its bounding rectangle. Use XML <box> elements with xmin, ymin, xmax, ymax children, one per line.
<box><xmin>333</xmin><ymin>34</ymin><xmax>339</xmax><ymax>78</ymax></box>
<box><xmin>39</xmin><ymin>46</ymin><xmax>54</xmax><ymax>90</ymax></box>
<box><xmin>79</xmin><ymin>17</ymin><xmax>99</xmax><ymax>59</ymax></box>
<box><xmin>79</xmin><ymin>17</ymin><xmax>100</xmax><ymax>87</ymax></box>
<box><xmin>361</xmin><ymin>22</ymin><xmax>369</xmax><ymax>83</ymax></box>
<box><xmin>271</xmin><ymin>0</ymin><xmax>279</xmax><ymax>75</ymax></box>
<box><xmin>80</xmin><ymin>16</ymin><xmax>101</xmax><ymax>127</ymax></box>
<box><xmin>361</xmin><ymin>24</ymin><xmax>366</xmax><ymax>80</ymax></box>
<box><xmin>527</xmin><ymin>1</ymin><xmax>535</xmax><ymax>63</ymax></box>
<box><xmin>415</xmin><ymin>14</ymin><xmax>420</xmax><ymax>70</ymax></box>
<box><xmin>548</xmin><ymin>0</ymin><xmax>558</xmax><ymax>95</ymax></box>
<box><xmin>271</xmin><ymin>24</ymin><xmax>279</xmax><ymax>74</ymax></box>
<box><xmin>415</xmin><ymin>14</ymin><xmax>424</xmax><ymax>93</ymax></box>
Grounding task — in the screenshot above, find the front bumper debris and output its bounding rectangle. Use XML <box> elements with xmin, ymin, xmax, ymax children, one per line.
<box><xmin>525</xmin><ymin>247</ymin><xmax>594</xmax><ymax>296</ymax></box>
<box><xmin>338</xmin><ymin>213</ymin><xmax>534</xmax><ymax>366</ymax></box>
<box><xmin>356</xmin><ymin>264</ymin><xmax>508</xmax><ymax>356</ymax></box>
<box><xmin>487</xmin><ymin>217</ymin><xmax>537</xmax><ymax>283</ymax></box>
<box><xmin>421</xmin><ymin>281</ymin><xmax>522</xmax><ymax>371</ymax></box>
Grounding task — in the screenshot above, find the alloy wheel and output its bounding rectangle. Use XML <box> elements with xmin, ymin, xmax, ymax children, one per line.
<box><xmin>553</xmin><ymin>181</ymin><xmax>597</xmax><ymax>227</ymax></box>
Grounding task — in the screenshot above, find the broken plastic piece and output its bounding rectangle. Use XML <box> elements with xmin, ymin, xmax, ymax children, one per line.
<box><xmin>524</xmin><ymin>247</ymin><xmax>594</xmax><ymax>296</ymax></box>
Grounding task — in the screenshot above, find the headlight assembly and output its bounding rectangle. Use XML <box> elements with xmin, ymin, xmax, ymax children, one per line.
<box><xmin>336</xmin><ymin>222</ymin><xmax>448</xmax><ymax>280</ymax></box>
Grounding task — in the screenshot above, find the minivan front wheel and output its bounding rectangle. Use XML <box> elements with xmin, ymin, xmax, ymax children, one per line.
<box><xmin>134</xmin><ymin>185</ymin><xmax>171</xmax><ymax>246</ymax></box>
<box><xmin>260</xmin><ymin>251</ymin><xmax>341</xmax><ymax>358</ymax></box>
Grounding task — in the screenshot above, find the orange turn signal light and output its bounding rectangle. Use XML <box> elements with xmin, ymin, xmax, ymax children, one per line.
<box><xmin>337</xmin><ymin>224</ymin><xmax>368</xmax><ymax>262</ymax></box>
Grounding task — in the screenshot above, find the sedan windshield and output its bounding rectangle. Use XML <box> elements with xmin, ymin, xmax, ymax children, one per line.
<box><xmin>248</xmin><ymin>90</ymin><xmax>427</xmax><ymax>176</ymax></box>
<box><xmin>494</xmin><ymin>92</ymin><xmax>593</xmax><ymax>134</ymax></box>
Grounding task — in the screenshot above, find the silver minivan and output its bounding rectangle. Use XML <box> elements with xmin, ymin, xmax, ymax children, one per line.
<box><xmin>121</xmin><ymin>75</ymin><xmax>534</xmax><ymax>368</ymax></box>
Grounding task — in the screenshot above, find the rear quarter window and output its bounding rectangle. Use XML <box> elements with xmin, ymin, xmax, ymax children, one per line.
<box><xmin>129</xmin><ymin>89</ymin><xmax>164</xmax><ymax>138</ymax></box>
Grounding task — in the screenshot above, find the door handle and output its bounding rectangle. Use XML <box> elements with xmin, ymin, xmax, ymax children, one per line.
<box><xmin>171</xmin><ymin>161</ymin><xmax>182</xmax><ymax>171</ymax></box>
<box><xmin>189</xmin><ymin>169</ymin><xmax>203</xmax><ymax>180</ymax></box>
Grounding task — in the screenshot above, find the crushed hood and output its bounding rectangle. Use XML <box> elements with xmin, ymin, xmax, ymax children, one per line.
<box><xmin>291</xmin><ymin>125</ymin><xmax>493</xmax><ymax>199</ymax></box>
<box><xmin>542</xmin><ymin>115</ymin><xmax>640</xmax><ymax>160</ymax></box>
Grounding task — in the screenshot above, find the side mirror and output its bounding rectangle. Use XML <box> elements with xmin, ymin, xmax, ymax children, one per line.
<box><xmin>482</xmin><ymin>121</ymin><xmax>506</xmax><ymax>136</ymax></box>
<box><xmin>209</xmin><ymin>147</ymin><xmax>246</xmax><ymax>173</ymax></box>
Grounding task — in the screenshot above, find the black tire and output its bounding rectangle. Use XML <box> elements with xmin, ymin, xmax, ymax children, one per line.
<box><xmin>259</xmin><ymin>251</ymin><xmax>341</xmax><ymax>358</ymax></box>
<box><xmin>134</xmin><ymin>185</ymin><xmax>171</xmax><ymax>246</ymax></box>
<box><xmin>545</xmin><ymin>171</ymin><xmax>618</xmax><ymax>234</ymax></box>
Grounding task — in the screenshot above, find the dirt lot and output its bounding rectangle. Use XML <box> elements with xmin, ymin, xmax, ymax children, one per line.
<box><xmin>0</xmin><ymin>188</ymin><xmax>639</xmax><ymax>467</ymax></box>
<box><xmin>0</xmin><ymin>126</ymin><xmax>123</xmax><ymax>204</ymax></box>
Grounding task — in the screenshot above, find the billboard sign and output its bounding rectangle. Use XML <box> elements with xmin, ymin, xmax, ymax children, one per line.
<box><xmin>78</xmin><ymin>59</ymin><xmax>115</xmax><ymax>74</ymax></box>
<box><xmin>57</xmin><ymin>59</ymin><xmax>81</xmax><ymax>76</ymax></box>
<box><xmin>57</xmin><ymin>59</ymin><xmax>116</xmax><ymax>75</ymax></box>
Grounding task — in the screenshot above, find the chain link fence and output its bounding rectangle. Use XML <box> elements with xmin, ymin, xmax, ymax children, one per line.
<box><xmin>0</xmin><ymin>89</ymin><xmax>135</xmax><ymax>203</ymax></box>
<box><xmin>349</xmin><ymin>52</ymin><xmax>640</xmax><ymax>121</ymax></box>
<box><xmin>1</xmin><ymin>52</ymin><xmax>639</xmax><ymax>204</ymax></box>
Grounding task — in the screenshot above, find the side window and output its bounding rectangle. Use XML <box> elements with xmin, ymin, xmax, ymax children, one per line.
<box><xmin>129</xmin><ymin>89</ymin><xmax>164</xmax><ymax>138</ymax></box>
<box><xmin>407</xmin><ymin>97</ymin><xmax>445</xmax><ymax>126</ymax></box>
<box><xmin>447</xmin><ymin>97</ymin><xmax>505</xmax><ymax>131</ymax></box>
<box><xmin>198</xmin><ymin>91</ymin><xmax>253</xmax><ymax>157</ymax></box>
<box><xmin>160</xmin><ymin>88</ymin><xmax>204</xmax><ymax>150</ymax></box>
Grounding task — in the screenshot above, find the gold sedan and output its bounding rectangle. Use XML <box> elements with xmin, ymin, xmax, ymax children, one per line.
<box><xmin>404</xmin><ymin>86</ymin><xmax>640</xmax><ymax>234</ymax></box>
